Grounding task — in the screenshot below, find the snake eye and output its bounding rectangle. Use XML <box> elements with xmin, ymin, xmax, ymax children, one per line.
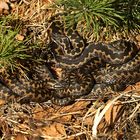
<box><xmin>105</xmin><ymin>78</ymin><xmax>116</xmax><ymax>84</ymax></box>
<box><xmin>54</xmin><ymin>81</ymin><xmax>69</xmax><ymax>89</ymax></box>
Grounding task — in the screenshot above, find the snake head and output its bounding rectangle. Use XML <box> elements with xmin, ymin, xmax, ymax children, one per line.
<box><xmin>47</xmin><ymin>79</ymin><xmax>69</xmax><ymax>90</ymax></box>
<box><xmin>104</xmin><ymin>75</ymin><xmax>116</xmax><ymax>85</ymax></box>
<box><xmin>51</xmin><ymin>33</ymin><xmax>71</xmax><ymax>49</ymax></box>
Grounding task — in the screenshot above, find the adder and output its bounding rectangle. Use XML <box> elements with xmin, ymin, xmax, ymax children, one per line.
<box><xmin>47</xmin><ymin>13</ymin><xmax>140</xmax><ymax>105</ymax></box>
<box><xmin>0</xmin><ymin>13</ymin><xmax>139</xmax><ymax>106</ymax></box>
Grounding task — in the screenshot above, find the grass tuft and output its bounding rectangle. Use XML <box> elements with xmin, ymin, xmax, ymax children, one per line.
<box><xmin>0</xmin><ymin>16</ymin><xmax>32</xmax><ymax>71</ymax></box>
<box><xmin>52</xmin><ymin>0</ymin><xmax>140</xmax><ymax>39</ymax></box>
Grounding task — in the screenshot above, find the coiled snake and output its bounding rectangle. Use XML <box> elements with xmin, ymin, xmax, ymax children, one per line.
<box><xmin>0</xmin><ymin>13</ymin><xmax>139</xmax><ymax>106</ymax></box>
<box><xmin>47</xmin><ymin>14</ymin><xmax>140</xmax><ymax>105</ymax></box>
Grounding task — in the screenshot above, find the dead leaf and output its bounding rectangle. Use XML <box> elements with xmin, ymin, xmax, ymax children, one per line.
<box><xmin>125</xmin><ymin>82</ymin><xmax>140</xmax><ymax>92</ymax></box>
<box><xmin>105</xmin><ymin>101</ymin><xmax>123</xmax><ymax>125</ymax></box>
<box><xmin>33</xmin><ymin>106</ymin><xmax>46</xmax><ymax>120</ymax></box>
<box><xmin>112</xmin><ymin>130</ymin><xmax>124</xmax><ymax>140</ymax></box>
<box><xmin>0</xmin><ymin>1</ymin><xmax>9</xmax><ymax>10</ymax></box>
<box><xmin>15</xmin><ymin>133</ymin><xmax>28</xmax><ymax>140</ymax></box>
<box><xmin>0</xmin><ymin>99</ymin><xmax>5</xmax><ymax>105</ymax></box>
<box><xmin>54</xmin><ymin>114</ymin><xmax>72</xmax><ymax>122</ymax></box>
<box><xmin>59</xmin><ymin>101</ymin><xmax>91</xmax><ymax>113</ymax></box>
<box><xmin>135</xmin><ymin>82</ymin><xmax>140</xmax><ymax>89</ymax></box>
<box><xmin>43</xmin><ymin>0</ymin><xmax>54</xmax><ymax>3</ymax></box>
<box><xmin>0</xmin><ymin>1</ymin><xmax>9</xmax><ymax>15</ymax></box>
<box><xmin>125</xmin><ymin>85</ymin><xmax>134</xmax><ymax>91</ymax></box>
<box><xmin>15</xmin><ymin>34</ymin><xmax>24</xmax><ymax>41</ymax></box>
<box><xmin>83</xmin><ymin>116</ymin><xmax>93</xmax><ymax>125</ymax></box>
<box><xmin>98</xmin><ymin>119</ymin><xmax>106</xmax><ymax>132</ymax></box>
<box><xmin>33</xmin><ymin>106</ymin><xmax>55</xmax><ymax>120</ymax></box>
<box><xmin>136</xmin><ymin>34</ymin><xmax>140</xmax><ymax>42</ymax></box>
<box><xmin>37</xmin><ymin>122</ymin><xmax>66</xmax><ymax>138</ymax></box>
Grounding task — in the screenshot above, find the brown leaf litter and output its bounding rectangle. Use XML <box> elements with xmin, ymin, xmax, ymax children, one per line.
<box><xmin>0</xmin><ymin>1</ymin><xmax>140</xmax><ymax>139</ymax></box>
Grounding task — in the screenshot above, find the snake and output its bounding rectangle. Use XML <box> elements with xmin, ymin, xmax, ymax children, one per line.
<box><xmin>48</xmin><ymin>13</ymin><xmax>86</xmax><ymax>58</ymax></box>
<box><xmin>49</xmin><ymin>53</ymin><xmax>140</xmax><ymax>105</ymax></box>
<box><xmin>50</xmin><ymin>57</ymin><xmax>140</xmax><ymax>105</ymax></box>
<box><xmin>48</xmin><ymin>14</ymin><xmax>139</xmax><ymax>68</ymax></box>
<box><xmin>0</xmin><ymin>67</ymin><xmax>52</xmax><ymax>103</ymax></box>
<box><xmin>45</xmin><ymin>13</ymin><xmax>140</xmax><ymax>105</ymax></box>
<box><xmin>0</xmin><ymin>13</ymin><xmax>139</xmax><ymax>106</ymax></box>
<box><xmin>0</xmin><ymin>62</ymin><xmax>87</xmax><ymax>105</ymax></box>
<box><xmin>51</xmin><ymin>37</ymin><xmax>139</xmax><ymax>69</ymax></box>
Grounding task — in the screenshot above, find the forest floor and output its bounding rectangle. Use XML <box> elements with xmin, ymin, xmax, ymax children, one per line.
<box><xmin>0</xmin><ymin>0</ymin><xmax>140</xmax><ymax>140</ymax></box>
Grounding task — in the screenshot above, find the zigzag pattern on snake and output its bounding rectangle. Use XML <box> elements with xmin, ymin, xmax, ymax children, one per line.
<box><xmin>0</xmin><ymin>13</ymin><xmax>139</xmax><ymax>106</ymax></box>
<box><xmin>47</xmin><ymin>13</ymin><xmax>140</xmax><ymax>105</ymax></box>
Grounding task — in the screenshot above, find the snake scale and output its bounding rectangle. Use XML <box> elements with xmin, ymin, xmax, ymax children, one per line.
<box><xmin>0</xmin><ymin>13</ymin><xmax>139</xmax><ymax>106</ymax></box>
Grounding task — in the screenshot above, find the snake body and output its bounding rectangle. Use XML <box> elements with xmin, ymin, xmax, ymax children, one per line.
<box><xmin>52</xmin><ymin>39</ymin><xmax>138</xmax><ymax>69</ymax></box>
<box><xmin>0</xmin><ymin>13</ymin><xmax>139</xmax><ymax>106</ymax></box>
<box><xmin>0</xmin><ymin>68</ymin><xmax>51</xmax><ymax>103</ymax></box>
<box><xmin>53</xmin><ymin>69</ymin><xmax>95</xmax><ymax>98</ymax></box>
<box><xmin>46</xmin><ymin>13</ymin><xmax>140</xmax><ymax>105</ymax></box>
